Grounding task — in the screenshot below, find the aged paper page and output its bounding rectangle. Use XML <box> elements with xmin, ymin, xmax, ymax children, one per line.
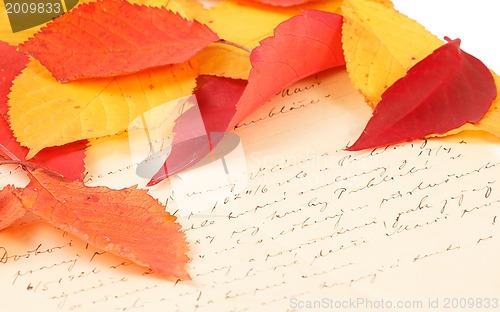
<box><xmin>1</xmin><ymin>68</ymin><xmax>499</xmax><ymax>311</ymax></box>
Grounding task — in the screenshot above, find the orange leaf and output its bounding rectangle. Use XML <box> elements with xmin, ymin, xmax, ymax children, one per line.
<box><xmin>20</xmin><ymin>0</ymin><xmax>218</xmax><ymax>82</ymax></box>
<box><xmin>0</xmin><ymin>186</ymin><xmax>27</xmax><ymax>230</ymax></box>
<box><xmin>230</xmin><ymin>10</ymin><xmax>345</xmax><ymax>128</ymax></box>
<box><xmin>14</xmin><ymin>169</ymin><xmax>189</xmax><ymax>279</ymax></box>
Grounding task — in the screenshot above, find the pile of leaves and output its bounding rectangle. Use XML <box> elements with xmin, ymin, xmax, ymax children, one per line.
<box><xmin>0</xmin><ymin>0</ymin><xmax>498</xmax><ymax>279</ymax></box>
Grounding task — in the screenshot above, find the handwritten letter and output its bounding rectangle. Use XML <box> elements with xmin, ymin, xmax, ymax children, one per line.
<box><xmin>1</xmin><ymin>68</ymin><xmax>499</xmax><ymax>311</ymax></box>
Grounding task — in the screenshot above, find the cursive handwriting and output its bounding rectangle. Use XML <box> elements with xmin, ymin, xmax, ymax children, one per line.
<box><xmin>1</xmin><ymin>68</ymin><xmax>499</xmax><ymax>311</ymax></box>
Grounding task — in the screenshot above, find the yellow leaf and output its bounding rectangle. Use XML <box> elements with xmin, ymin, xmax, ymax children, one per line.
<box><xmin>341</xmin><ymin>0</ymin><xmax>443</xmax><ymax>106</ymax></box>
<box><xmin>157</xmin><ymin>0</ymin><xmax>206</xmax><ymax>20</ymax></box>
<box><xmin>8</xmin><ymin>59</ymin><xmax>197</xmax><ymax>158</ymax></box>
<box><xmin>194</xmin><ymin>0</ymin><xmax>347</xmax><ymax>79</ymax></box>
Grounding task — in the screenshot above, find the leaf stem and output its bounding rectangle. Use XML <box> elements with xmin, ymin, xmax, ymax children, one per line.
<box><xmin>216</xmin><ymin>39</ymin><xmax>252</xmax><ymax>53</ymax></box>
<box><xmin>0</xmin><ymin>160</ymin><xmax>65</xmax><ymax>179</ymax></box>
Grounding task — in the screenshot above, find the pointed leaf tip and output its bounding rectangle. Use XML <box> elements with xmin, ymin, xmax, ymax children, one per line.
<box><xmin>347</xmin><ymin>38</ymin><xmax>497</xmax><ymax>151</ymax></box>
<box><xmin>230</xmin><ymin>10</ymin><xmax>345</xmax><ymax>127</ymax></box>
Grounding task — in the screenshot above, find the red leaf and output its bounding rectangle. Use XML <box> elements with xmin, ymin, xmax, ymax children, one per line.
<box><xmin>19</xmin><ymin>0</ymin><xmax>219</xmax><ymax>82</ymax></box>
<box><xmin>196</xmin><ymin>75</ymin><xmax>247</xmax><ymax>133</ymax></box>
<box><xmin>16</xmin><ymin>169</ymin><xmax>189</xmax><ymax>279</ymax></box>
<box><xmin>27</xmin><ymin>141</ymin><xmax>88</xmax><ymax>182</ymax></box>
<box><xmin>147</xmin><ymin>76</ymin><xmax>247</xmax><ymax>186</ymax></box>
<box><xmin>0</xmin><ymin>186</ymin><xmax>27</xmax><ymax>230</ymax></box>
<box><xmin>347</xmin><ymin>38</ymin><xmax>497</xmax><ymax>151</ymax></box>
<box><xmin>229</xmin><ymin>10</ymin><xmax>345</xmax><ymax>128</ymax></box>
<box><xmin>0</xmin><ymin>42</ymin><xmax>87</xmax><ymax>181</ymax></box>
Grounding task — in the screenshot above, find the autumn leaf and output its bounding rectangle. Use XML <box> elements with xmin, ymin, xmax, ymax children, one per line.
<box><xmin>0</xmin><ymin>0</ymin><xmax>202</xmax><ymax>46</ymax></box>
<box><xmin>0</xmin><ymin>186</ymin><xmax>26</xmax><ymax>230</ymax></box>
<box><xmin>341</xmin><ymin>0</ymin><xmax>443</xmax><ymax>106</ymax></box>
<box><xmin>341</xmin><ymin>0</ymin><xmax>500</xmax><ymax>139</ymax></box>
<box><xmin>347</xmin><ymin>38</ymin><xmax>497</xmax><ymax>151</ymax></box>
<box><xmin>229</xmin><ymin>10</ymin><xmax>345</xmax><ymax>128</ymax></box>
<box><xmin>8</xmin><ymin>59</ymin><xmax>197</xmax><ymax>158</ymax></box>
<box><xmin>194</xmin><ymin>0</ymin><xmax>347</xmax><ymax>79</ymax></box>
<box><xmin>149</xmin><ymin>8</ymin><xmax>346</xmax><ymax>183</ymax></box>
<box><xmin>147</xmin><ymin>76</ymin><xmax>247</xmax><ymax>186</ymax></box>
<box><xmin>0</xmin><ymin>41</ymin><xmax>28</xmax><ymax>107</ymax></box>
<box><xmin>0</xmin><ymin>41</ymin><xmax>86</xmax><ymax>181</ymax></box>
<box><xmin>0</xmin><ymin>117</ymin><xmax>88</xmax><ymax>181</ymax></box>
<box><xmin>19</xmin><ymin>0</ymin><xmax>218</xmax><ymax>82</ymax></box>
<box><xmin>145</xmin><ymin>10</ymin><xmax>345</xmax><ymax>183</ymax></box>
<box><xmin>4</xmin><ymin>169</ymin><xmax>189</xmax><ymax>279</ymax></box>
<box><xmin>2</xmin><ymin>100</ymin><xmax>87</xmax><ymax>183</ymax></box>
<box><xmin>147</xmin><ymin>0</ymin><xmax>206</xmax><ymax>19</ymax></box>
<box><xmin>440</xmin><ymin>71</ymin><xmax>500</xmax><ymax>138</ymax></box>
<box><xmin>196</xmin><ymin>75</ymin><xmax>247</xmax><ymax>133</ymax></box>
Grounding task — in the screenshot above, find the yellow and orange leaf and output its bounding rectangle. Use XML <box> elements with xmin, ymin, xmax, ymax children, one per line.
<box><xmin>8</xmin><ymin>59</ymin><xmax>197</xmax><ymax>158</ymax></box>
<box><xmin>13</xmin><ymin>169</ymin><xmax>189</xmax><ymax>279</ymax></box>
<box><xmin>341</xmin><ymin>0</ymin><xmax>443</xmax><ymax>106</ymax></box>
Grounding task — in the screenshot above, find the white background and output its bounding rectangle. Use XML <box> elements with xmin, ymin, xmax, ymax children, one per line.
<box><xmin>393</xmin><ymin>0</ymin><xmax>499</xmax><ymax>72</ymax></box>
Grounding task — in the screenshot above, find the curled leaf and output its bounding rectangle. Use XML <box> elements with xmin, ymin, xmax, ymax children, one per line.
<box><xmin>15</xmin><ymin>169</ymin><xmax>189</xmax><ymax>279</ymax></box>
<box><xmin>347</xmin><ymin>38</ymin><xmax>497</xmax><ymax>151</ymax></box>
<box><xmin>230</xmin><ymin>10</ymin><xmax>345</xmax><ymax>128</ymax></box>
<box><xmin>20</xmin><ymin>0</ymin><xmax>218</xmax><ymax>81</ymax></box>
